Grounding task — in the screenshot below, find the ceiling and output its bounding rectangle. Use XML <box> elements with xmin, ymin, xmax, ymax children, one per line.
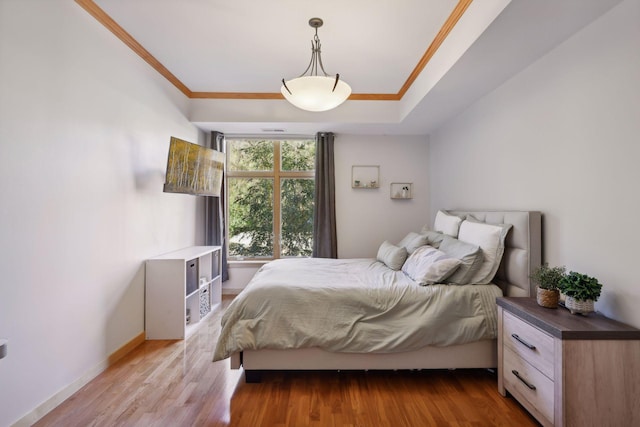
<box><xmin>81</xmin><ymin>0</ymin><xmax>621</xmax><ymax>135</ymax></box>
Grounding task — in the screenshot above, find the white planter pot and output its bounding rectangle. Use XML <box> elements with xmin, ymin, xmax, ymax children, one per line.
<box><xmin>564</xmin><ymin>296</ymin><xmax>594</xmax><ymax>315</ymax></box>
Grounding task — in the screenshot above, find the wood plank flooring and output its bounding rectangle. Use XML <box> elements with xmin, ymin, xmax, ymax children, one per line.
<box><xmin>35</xmin><ymin>297</ymin><xmax>539</xmax><ymax>426</ymax></box>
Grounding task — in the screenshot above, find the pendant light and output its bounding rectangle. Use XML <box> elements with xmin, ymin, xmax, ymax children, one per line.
<box><xmin>281</xmin><ymin>18</ymin><xmax>351</xmax><ymax>112</ymax></box>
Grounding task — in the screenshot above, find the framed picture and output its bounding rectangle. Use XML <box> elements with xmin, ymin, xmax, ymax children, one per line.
<box><xmin>163</xmin><ymin>137</ymin><xmax>224</xmax><ymax>196</ymax></box>
<box><xmin>390</xmin><ymin>182</ymin><xmax>412</xmax><ymax>199</ymax></box>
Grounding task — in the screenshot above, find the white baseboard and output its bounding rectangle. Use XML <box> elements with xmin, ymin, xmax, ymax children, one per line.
<box><xmin>11</xmin><ymin>332</ymin><xmax>145</xmax><ymax>427</ymax></box>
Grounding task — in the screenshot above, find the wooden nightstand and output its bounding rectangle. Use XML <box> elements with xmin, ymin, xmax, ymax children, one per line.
<box><xmin>497</xmin><ymin>297</ymin><xmax>640</xmax><ymax>427</ymax></box>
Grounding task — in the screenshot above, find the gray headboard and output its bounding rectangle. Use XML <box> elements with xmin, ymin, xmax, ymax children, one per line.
<box><xmin>449</xmin><ymin>210</ymin><xmax>542</xmax><ymax>297</ymax></box>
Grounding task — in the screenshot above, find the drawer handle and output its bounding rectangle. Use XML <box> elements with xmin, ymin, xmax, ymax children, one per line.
<box><xmin>512</xmin><ymin>370</ymin><xmax>537</xmax><ymax>390</ymax></box>
<box><xmin>511</xmin><ymin>333</ymin><xmax>536</xmax><ymax>350</ymax></box>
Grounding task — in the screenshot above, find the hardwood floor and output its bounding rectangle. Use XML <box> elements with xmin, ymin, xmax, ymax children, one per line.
<box><xmin>35</xmin><ymin>297</ymin><xmax>539</xmax><ymax>426</ymax></box>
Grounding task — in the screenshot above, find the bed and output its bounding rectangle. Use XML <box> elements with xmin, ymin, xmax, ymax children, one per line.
<box><xmin>214</xmin><ymin>210</ymin><xmax>541</xmax><ymax>382</ymax></box>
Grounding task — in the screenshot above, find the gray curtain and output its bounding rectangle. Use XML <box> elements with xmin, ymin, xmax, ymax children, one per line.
<box><xmin>312</xmin><ymin>132</ymin><xmax>337</xmax><ymax>258</ymax></box>
<box><xmin>205</xmin><ymin>131</ymin><xmax>229</xmax><ymax>281</ymax></box>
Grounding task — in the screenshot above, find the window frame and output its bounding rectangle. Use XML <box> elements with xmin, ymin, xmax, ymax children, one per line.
<box><xmin>225</xmin><ymin>136</ymin><xmax>315</xmax><ymax>261</ymax></box>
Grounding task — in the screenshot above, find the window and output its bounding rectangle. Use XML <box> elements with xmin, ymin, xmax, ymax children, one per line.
<box><xmin>226</xmin><ymin>138</ymin><xmax>315</xmax><ymax>260</ymax></box>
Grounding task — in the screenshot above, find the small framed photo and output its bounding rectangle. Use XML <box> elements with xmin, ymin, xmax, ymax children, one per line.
<box><xmin>390</xmin><ymin>182</ymin><xmax>412</xmax><ymax>199</ymax></box>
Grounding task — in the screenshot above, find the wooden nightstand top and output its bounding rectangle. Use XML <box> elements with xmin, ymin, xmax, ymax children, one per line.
<box><xmin>497</xmin><ymin>297</ymin><xmax>640</xmax><ymax>340</ymax></box>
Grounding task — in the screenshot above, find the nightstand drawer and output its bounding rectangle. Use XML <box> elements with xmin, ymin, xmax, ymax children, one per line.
<box><xmin>503</xmin><ymin>346</ymin><xmax>554</xmax><ymax>424</ymax></box>
<box><xmin>503</xmin><ymin>311</ymin><xmax>554</xmax><ymax>379</ymax></box>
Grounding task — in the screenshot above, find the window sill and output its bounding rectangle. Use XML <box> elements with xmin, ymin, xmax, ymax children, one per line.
<box><xmin>228</xmin><ymin>260</ymin><xmax>271</xmax><ymax>269</ymax></box>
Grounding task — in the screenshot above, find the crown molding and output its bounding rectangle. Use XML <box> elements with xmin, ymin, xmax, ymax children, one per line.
<box><xmin>75</xmin><ymin>0</ymin><xmax>473</xmax><ymax>101</ymax></box>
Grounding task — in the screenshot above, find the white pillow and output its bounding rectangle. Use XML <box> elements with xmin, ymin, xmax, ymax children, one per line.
<box><xmin>397</xmin><ymin>232</ymin><xmax>428</xmax><ymax>254</ymax></box>
<box><xmin>401</xmin><ymin>245</ymin><xmax>462</xmax><ymax>285</ymax></box>
<box><xmin>457</xmin><ymin>219</ymin><xmax>512</xmax><ymax>284</ymax></box>
<box><xmin>377</xmin><ymin>241</ymin><xmax>408</xmax><ymax>271</ymax></box>
<box><xmin>433</xmin><ymin>210</ymin><xmax>463</xmax><ymax>237</ymax></box>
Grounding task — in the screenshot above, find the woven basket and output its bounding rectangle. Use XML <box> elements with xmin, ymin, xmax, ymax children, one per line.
<box><xmin>565</xmin><ymin>296</ymin><xmax>594</xmax><ymax>315</ymax></box>
<box><xmin>536</xmin><ymin>287</ymin><xmax>559</xmax><ymax>309</ymax></box>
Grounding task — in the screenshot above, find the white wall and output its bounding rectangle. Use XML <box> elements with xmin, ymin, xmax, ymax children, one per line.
<box><xmin>335</xmin><ymin>135</ymin><xmax>430</xmax><ymax>258</ymax></box>
<box><xmin>0</xmin><ymin>1</ymin><xmax>203</xmax><ymax>425</ymax></box>
<box><xmin>223</xmin><ymin>134</ymin><xmax>430</xmax><ymax>292</ymax></box>
<box><xmin>429</xmin><ymin>0</ymin><xmax>640</xmax><ymax>327</ymax></box>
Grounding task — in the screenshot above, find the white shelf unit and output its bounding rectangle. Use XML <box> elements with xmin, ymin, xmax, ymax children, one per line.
<box><xmin>145</xmin><ymin>246</ymin><xmax>222</xmax><ymax>339</ymax></box>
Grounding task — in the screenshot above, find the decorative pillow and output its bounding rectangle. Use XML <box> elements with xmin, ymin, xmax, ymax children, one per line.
<box><xmin>376</xmin><ymin>240</ymin><xmax>408</xmax><ymax>271</ymax></box>
<box><xmin>397</xmin><ymin>232</ymin><xmax>428</xmax><ymax>254</ymax></box>
<box><xmin>423</xmin><ymin>230</ymin><xmax>446</xmax><ymax>249</ymax></box>
<box><xmin>457</xmin><ymin>218</ymin><xmax>512</xmax><ymax>284</ymax></box>
<box><xmin>438</xmin><ymin>235</ymin><xmax>484</xmax><ymax>285</ymax></box>
<box><xmin>401</xmin><ymin>245</ymin><xmax>462</xmax><ymax>285</ymax></box>
<box><xmin>419</xmin><ymin>225</ymin><xmax>447</xmax><ymax>247</ymax></box>
<box><xmin>433</xmin><ymin>210</ymin><xmax>463</xmax><ymax>237</ymax></box>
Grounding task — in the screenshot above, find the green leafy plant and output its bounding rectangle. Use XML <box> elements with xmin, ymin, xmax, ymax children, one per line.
<box><xmin>530</xmin><ymin>263</ymin><xmax>566</xmax><ymax>290</ymax></box>
<box><xmin>559</xmin><ymin>271</ymin><xmax>603</xmax><ymax>301</ymax></box>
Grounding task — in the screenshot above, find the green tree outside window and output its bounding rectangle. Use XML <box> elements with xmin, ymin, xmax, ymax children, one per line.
<box><xmin>227</xmin><ymin>138</ymin><xmax>315</xmax><ymax>259</ymax></box>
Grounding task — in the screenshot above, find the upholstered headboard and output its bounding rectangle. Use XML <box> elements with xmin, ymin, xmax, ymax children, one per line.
<box><xmin>449</xmin><ymin>210</ymin><xmax>542</xmax><ymax>297</ymax></box>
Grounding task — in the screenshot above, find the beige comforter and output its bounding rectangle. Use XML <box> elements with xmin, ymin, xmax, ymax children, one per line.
<box><xmin>213</xmin><ymin>258</ymin><xmax>502</xmax><ymax>361</ymax></box>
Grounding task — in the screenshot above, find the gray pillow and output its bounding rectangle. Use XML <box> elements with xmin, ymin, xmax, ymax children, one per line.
<box><xmin>438</xmin><ymin>235</ymin><xmax>483</xmax><ymax>285</ymax></box>
<box><xmin>397</xmin><ymin>232</ymin><xmax>429</xmax><ymax>254</ymax></box>
<box><xmin>376</xmin><ymin>240</ymin><xmax>408</xmax><ymax>270</ymax></box>
<box><xmin>423</xmin><ymin>230</ymin><xmax>446</xmax><ymax>249</ymax></box>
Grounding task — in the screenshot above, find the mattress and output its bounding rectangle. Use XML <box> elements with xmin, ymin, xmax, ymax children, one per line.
<box><xmin>213</xmin><ymin>258</ymin><xmax>503</xmax><ymax>361</ymax></box>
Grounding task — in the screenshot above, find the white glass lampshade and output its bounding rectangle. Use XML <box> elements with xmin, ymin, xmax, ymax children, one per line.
<box><xmin>281</xmin><ymin>75</ymin><xmax>352</xmax><ymax>112</ymax></box>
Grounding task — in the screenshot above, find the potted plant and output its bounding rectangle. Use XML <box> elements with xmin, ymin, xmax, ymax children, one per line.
<box><xmin>530</xmin><ymin>263</ymin><xmax>565</xmax><ymax>308</ymax></box>
<box><xmin>558</xmin><ymin>271</ymin><xmax>603</xmax><ymax>315</ymax></box>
